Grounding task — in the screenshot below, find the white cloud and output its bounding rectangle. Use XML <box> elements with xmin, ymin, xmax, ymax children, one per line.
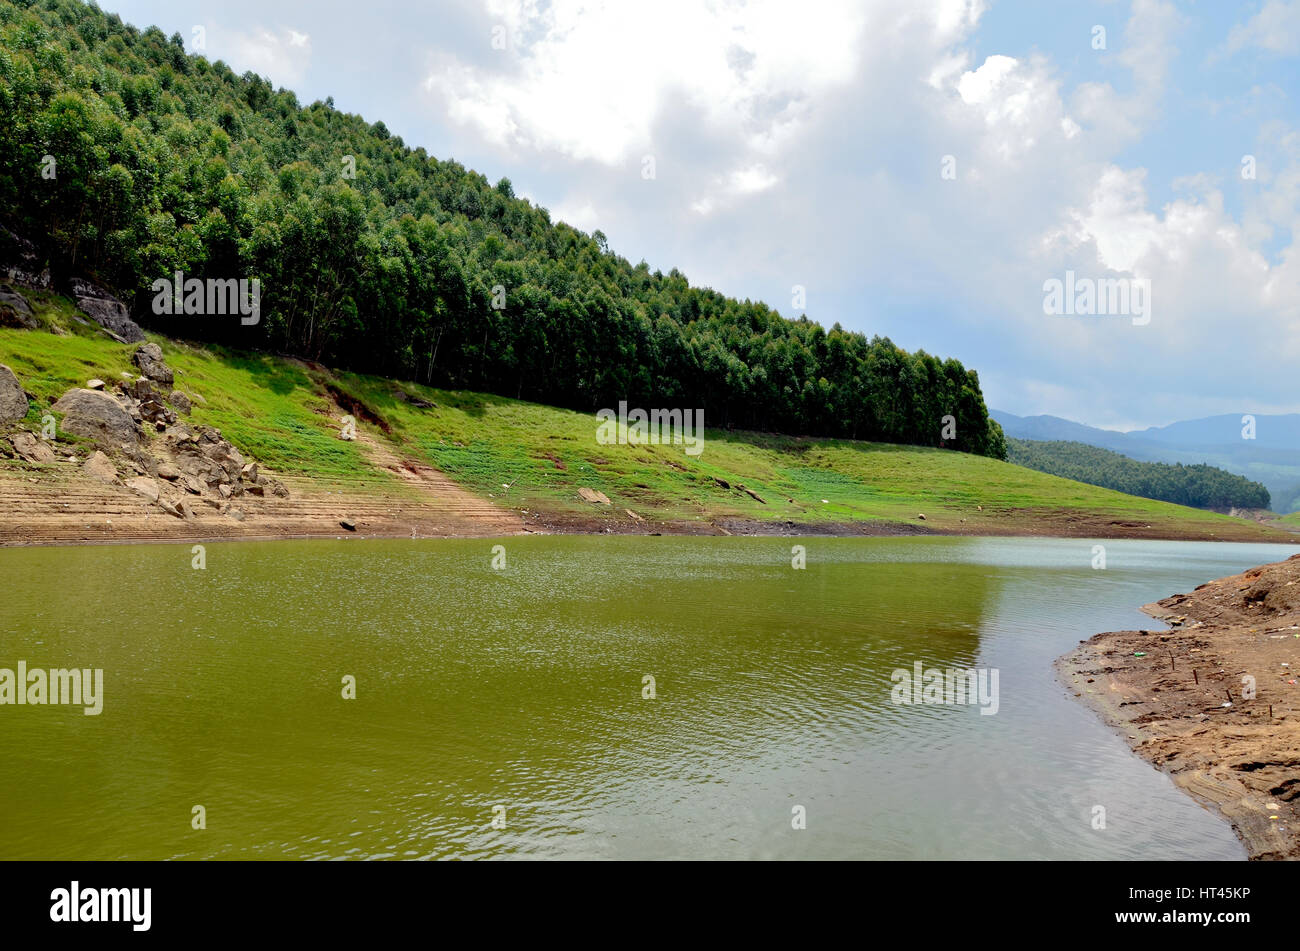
<box><xmin>425</xmin><ymin>0</ymin><xmax>874</xmax><ymax>165</ymax></box>
<box><xmin>1226</xmin><ymin>1</ymin><xmax>1300</xmax><ymax>57</ymax></box>
<box><xmin>224</xmin><ymin>26</ymin><xmax>313</xmax><ymax>87</ymax></box>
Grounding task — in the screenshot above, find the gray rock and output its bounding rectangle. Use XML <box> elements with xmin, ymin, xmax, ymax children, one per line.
<box><xmin>156</xmin><ymin>462</ymin><xmax>181</xmax><ymax>481</ymax></box>
<box><xmin>124</xmin><ymin>477</ymin><xmax>159</xmax><ymax>503</ymax></box>
<box><xmin>86</xmin><ymin>378</ymin><xmax>106</xmax><ymax>390</ymax></box>
<box><xmin>0</xmin><ymin>226</ymin><xmax>51</xmax><ymax>289</ymax></box>
<box><xmin>70</xmin><ymin>279</ymin><xmax>145</xmax><ymax>343</ymax></box>
<box><xmin>340</xmin><ymin>519</ymin><xmax>357</xmax><ymax>531</ymax></box>
<box><xmin>82</xmin><ymin>450</ymin><xmax>118</xmax><ymax>483</ymax></box>
<box><xmin>131</xmin><ymin>343</ymin><xmax>173</xmax><ymax>386</ymax></box>
<box><xmin>52</xmin><ymin>388</ymin><xmax>138</xmax><ymax>448</ymax></box>
<box><xmin>0</xmin><ymin>364</ymin><xmax>29</xmax><ymax>424</ymax></box>
<box><xmin>11</xmin><ymin>431</ymin><xmax>55</xmax><ymax>463</ymax></box>
<box><xmin>0</xmin><ymin>285</ymin><xmax>37</xmax><ymax>329</ymax></box>
<box><xmin>168</xmin><ymin>390</ymin><xmax>192</xmax><ymax>415</ymax></box>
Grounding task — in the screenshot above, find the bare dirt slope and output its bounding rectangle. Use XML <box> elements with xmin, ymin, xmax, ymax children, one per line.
<box><xmin>0</xmin><ymin>448</ymin><xmax>524</xmax><ymax>547</ymax></box>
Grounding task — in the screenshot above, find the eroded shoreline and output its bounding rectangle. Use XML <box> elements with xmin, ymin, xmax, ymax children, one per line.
<box><xmin>1058</xmin><ymin>554</ymin><xmax>1300</xmax><ymax>860</ymax></box>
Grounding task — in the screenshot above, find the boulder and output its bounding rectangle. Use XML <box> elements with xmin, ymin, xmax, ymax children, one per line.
<box><xmin>124</xmin><ymin>477</ymin><xmax>159</xmax><ymax>503</ymax></box>
<box><xmin>340</xmin><ymin>518</ymin><xmax>357</xmax><ymax>531</ymax></box>
<box><xmin>181</xmin><ymin>475</ymin><xmax>205</xmax><ymax>496</ymax></box>
<box><xmin>11</xmin><ymin>431</ymin><xmax>55</xmax><ymax>463</ymax></box>
<box><xmin>0</xmin><ymin>226</ymin><xmax>51</xmax><ymax>289</ymax></box>
<box><xmin>158</xmin><ymin>498</ymin><xmax>185</xmax><ymax>519</ymax></box>
<box><xmin>51</xmin><ymin>388</ymin><xmax>138</xmax><ymax>448</ymax></box>
<box><xmin>395</xmin><ymin>389</ymin><xmax>436</xmax><ymax>409</ymax></box>
<box><xmin>240</xmin><ymin>462</ymin><xmax>259</xmax><ymax>483</ymax></box>
<box><xmin>0</xmin><ymin>285</ymin><xmax>37</xmax><ymax>329</ymax></box>
<box><xmin>0</xmin><ymin>364</ymin><xmax>29</xmax><ymax>424</ymax></box>
<box><xmin>86</xmin><ymin>378</ymin><xmax>105</xmax><ymax>391</ymax></box>
<box><xmin>131</xmin><ymin>343</ymin><xmax>173</xmax><ymax>386</ymax></box>
<box><xmin>82</xmin><ymin>450</ymin><xmax>118</xmax><ymax>484</ymax></box>
<box><xmin>70</xmin><ymin>279</ymin><xmax>145</xmax><ymax>343</ymax></box>
<box><xmin>156</xmin><ymin>462</ymin><xmax>181</xmax><ymax>481</ymax></box>
<box><xmin>140</xmin><ymin>399</ymin><xmax>176</xmax><ymax>426</ymax></box>
<box><xmin>168</xmin><ymin>390</ymin><xmax>192</xmax><ymax>415</ymax></box>
<box><xmin>578</xmin><ymin>487</ymin><xmax>612</xmax><ymax>505</ymax></box>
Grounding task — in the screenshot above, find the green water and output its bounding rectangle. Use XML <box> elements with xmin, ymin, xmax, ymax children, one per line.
<box><xmin>1</xmin><ymin>535</ymin><xmax>1295</xmax><ymax>860</ymax></box>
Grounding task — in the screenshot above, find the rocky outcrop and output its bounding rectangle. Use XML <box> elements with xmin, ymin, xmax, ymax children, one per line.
<box><xmin>117</xmin><ymin>376</ymin><xmax>176</xmax><ymax>428</ymax></box>
<box><xmin>69</xmin><ymin>278</ymin><xmax>145</xmax><ymax>344</ymax></box>
<box><xmin>0</xmin><ymin>226</ymin><xmax>50</xmax><ymax>289</ymax></box>
<box><xmin>0</xmin><ymin>285</ymin><xmax>37</xmax><ymax>329</ymax></box>
<box><xmin>166</xmin><ymin>424</ymin><xmax>288</xmax><ymax>501</ymax></box>
<box><xmin>9</xmin><ymin>353</ymin><xmax>290</xmax><ymax>526</ymax></box>
<box><xmin>131</xmin><ymin>342</ymin><xmax>173</xmax><ymax>386</ymax></box>
<box><xmin>0</xmin><ymin>364</ymin><xmax>29</xmax><ymax>425</ymax></box>
<box><xmin>10</xmin><ymin>431</ymin><xmax>55</xmax><ymax>463</ymax></box>
<box><xmin>51</xmin><ymin>388</ymin><xmax>138</xmax><ymax>448</ymax></box>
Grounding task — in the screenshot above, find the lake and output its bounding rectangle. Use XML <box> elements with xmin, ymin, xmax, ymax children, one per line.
<box><xmin>2</xmin><ymin>535</ymin><xmax>1295</xmax><ymax>860</ymax></box>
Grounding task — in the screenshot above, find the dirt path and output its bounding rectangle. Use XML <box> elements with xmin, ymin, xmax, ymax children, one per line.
<box><xmin>1058</xmin><ymin>554</ymin><xmax>1300</xmax><ymax>860</ymax></box>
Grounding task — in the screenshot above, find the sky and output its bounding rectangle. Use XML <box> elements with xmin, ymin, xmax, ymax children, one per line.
<box><xmin>102</xmin><ymin>0</ymin><xmax>1300</xmax><ymax>430</ymax></box>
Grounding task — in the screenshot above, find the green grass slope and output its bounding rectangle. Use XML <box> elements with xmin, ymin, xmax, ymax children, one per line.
<box><xmin>1</xmin><ymin>302</ymin><xmax>1292</xmax><ymax>541</ymax></box>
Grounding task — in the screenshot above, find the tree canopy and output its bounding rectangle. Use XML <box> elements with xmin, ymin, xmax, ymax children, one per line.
<box><xmin>0</xmin><ymin>0</ymin><xmax>1006</xmax><ymax>458</ymax></box>
<box><xmin>1007</xmin><ymin>439</ymin><xmax>1271</xmax><ymax>511</ymax></box>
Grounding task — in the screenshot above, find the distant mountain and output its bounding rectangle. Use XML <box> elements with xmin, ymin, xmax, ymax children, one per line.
<box><xmin>990</xmin><ymin>412</ymin><xmax>1132</xmax><ymax>451</ymax></box>
<box><xmin>993</xmin><ymin>410</ymin><xmax>1300</xmax><ymax>513</ymax></box>
<box><xmin>1132</xmin><ymin>414</ymin><xmax>1300</xmax><ymax>451</ymax></box>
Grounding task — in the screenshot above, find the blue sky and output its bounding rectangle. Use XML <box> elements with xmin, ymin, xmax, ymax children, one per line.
<box><xmin>102</xmin><ymin>0</ymin><xmax>1300</xmax><ymax>430</ymax></box>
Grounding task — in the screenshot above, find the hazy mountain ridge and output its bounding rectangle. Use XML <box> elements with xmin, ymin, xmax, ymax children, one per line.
<box><xmin>993</xmin><ymin>410</ymin><xmax>1300</xmax><ymax>513</ymax></box>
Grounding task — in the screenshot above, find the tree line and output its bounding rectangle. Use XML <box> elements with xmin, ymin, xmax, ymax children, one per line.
<box><xmin>1007</xmin><ymin>439</ymin><xmax>1271</xmax><ymax>511</ymax></box>
<box><xmin>0</xmin><ymin>0</ymin><xmax>1006</xmax><ymax>458</ymax></box>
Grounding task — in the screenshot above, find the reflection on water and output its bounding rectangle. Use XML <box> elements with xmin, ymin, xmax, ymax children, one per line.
<box><xmin>1</xmin><ymin>535</ymin><xmax>1294</xmax><ymax>859</ymax></box>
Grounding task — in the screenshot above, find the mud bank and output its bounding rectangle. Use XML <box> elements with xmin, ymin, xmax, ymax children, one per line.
<box><xmin>1058</xmin><ymin>554</ymin><xmax>1300</xmax><ymax>860</ymax></box>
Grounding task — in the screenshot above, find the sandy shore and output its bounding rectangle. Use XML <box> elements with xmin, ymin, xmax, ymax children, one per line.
<box><xmin>1058</xmin><ymin>554</ymin><xmax>1300</xmax><ymax>860</ymax></box>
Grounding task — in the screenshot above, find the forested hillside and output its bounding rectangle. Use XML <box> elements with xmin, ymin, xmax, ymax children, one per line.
<box><xmin>1007</xmin><ymin>439</ymin><xmax>1271</xmax><ymax>511</ymax></box>
<box><xmin>0</xmin><ymin>0</ymin><xmax>1005</xmax><ymax>457</ymax></box>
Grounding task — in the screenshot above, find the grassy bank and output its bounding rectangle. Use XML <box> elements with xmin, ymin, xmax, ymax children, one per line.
<box><xmin>1</xmin><ymin>300</ymin><xmax>1293</xmax><ymax>541</ymax></box>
